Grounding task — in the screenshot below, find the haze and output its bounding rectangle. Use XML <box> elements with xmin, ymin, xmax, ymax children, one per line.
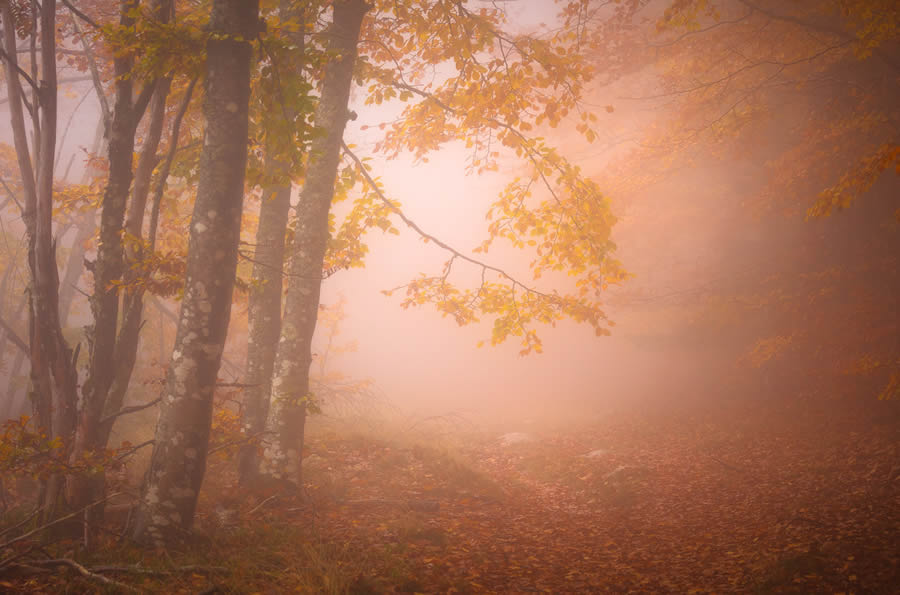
<box><xmin>0</xmin><ymin>0</ymin><xmax>897</xmax><ymax>592</ymax></box>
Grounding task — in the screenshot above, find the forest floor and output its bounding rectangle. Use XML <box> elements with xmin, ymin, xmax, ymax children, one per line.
<box><xmin>1</xmin><ymin>395</ymin><xmax>898</xmax><ymax>593</ymax></box>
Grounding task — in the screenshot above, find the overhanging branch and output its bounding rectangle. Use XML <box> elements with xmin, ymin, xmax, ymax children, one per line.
<box><xmin>340</xmin><ymin>140</ymin><xmax>553</xmax><ymax>299</ymax></box>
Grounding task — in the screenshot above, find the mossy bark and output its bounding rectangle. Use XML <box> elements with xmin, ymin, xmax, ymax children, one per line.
<box><xmin>261</xmin><ymin>0</ymin><xmax>370</xmax><ymax>484</ymax></box>
<box><xmin>133</xmin><ymin>0</ymin><xmax>259</xmax><ymax>546</ymax></box>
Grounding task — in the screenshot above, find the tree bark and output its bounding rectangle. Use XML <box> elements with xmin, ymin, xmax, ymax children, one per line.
<box><xmin>58</xmin><ymin>86</ymin><xmax>106</xmax><ymax>329</ymax></box>
<box><xmin>102</xmin><ymin>75</ymin><xmax>172</xmax><ymax>450</ymax></box>
<box><xmin>238</xmin><ymin>0</ymin><xmax>307</xmax><ymax>486</ymax></box>
<box><xmin>0</xmin><ymin>297</ymin><xmax>28</xmax><ymax>420</ymax></box>
<box><xmin>132</xmin><ymin>0</ymin><xmax>259</xmax><ymax>545</ymax></box>
<box><xmin>69</xmin><ymin>0</ymin><xmax>167</xmax><ymax>515</ymax></box>
<box><xmin>2</xmin><ymin>0</ymin><xmax>79</xmax><ymax>523</ymax></box>
<box><xmin>261</xmin><ymin>0</ymin><xmax>370</xmax><ymax>484</ymax></box>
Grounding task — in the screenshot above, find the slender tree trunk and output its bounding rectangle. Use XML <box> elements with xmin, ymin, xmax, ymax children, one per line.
<box><xmin>58</xmin><ymin>118</ymin><xmax>105</xmax><ymax>328</ymax></box>
<box><xmin>102</xmin><ymin>75</ymin><xmax>172</xmax><ymax>449</ymax></box>
<box><xmin>0</xmin><ymin>297</ymin><xmax>28</xmax><ymax>420</ymax></box>
<box><xmin>57</xmin><ymin>211</ymin><xmax>95</xmax><ymax>327</ymax></box>
<box><xmin>261</xmin><ymin>0</ymin><xmax>369</xmax><ymax>484</ymax></box>
<box><xmin>75</xmin><ymin>0</ymin><xmax>140</xmax><ymax>479</ymax></box>
<box><xmin>69</xmin><ymin>0</ymin><xmax>167</xmax><ymax>517</ymax></box>
<box><xmin>239</xmin><ymin>177</ymin><xmax>292</xmax><ymax>484</ymax></box>
<box><xmin>2</xmin><ymin>0</ymin><xmax>79</xmax><ymax>522</ymax></box>
<box><xmin>133</xmin><ymin>0</ymin><xmax>259</xmax><ymax>545</ymax></box>
<box><xmin>3</xmin><ymin>347</ymin><xmax>29</xmax><ymax>419</ymax></box>
<box><xmin>238</xmin><ymin>0</ymin><xmax>307</xmax><ymax>486</ymax></box>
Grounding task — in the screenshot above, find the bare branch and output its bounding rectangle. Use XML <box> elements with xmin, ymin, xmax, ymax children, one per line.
<box><xmin>341</xmin><ymin>141</ymin><xmax>553</xmax><ymax>299</ymax></box>
<box><xmin>99</xmin><ymin>398</ymin><xmax>161</xmax><ymax>426</ymax></box>
<box><xmin>14</xmin><ymin>559</ymin><xmax>140</xmax><ymax>592</ymax></box>
<box><xmin>69</xmin><ymin>11</ymin><xmax>111</xmax><ymax>132</ymax></box>
<box><xmin>0</xmin><ymin>493</ymin><xmax>122</xmax><ymax>551</ymax></box>
<box><xmin>60</xmin><ymin>0</ymin><xmax>100</xmax><ymax>29</ymax></box>
<box><xmin>148</xmin><ymin>77</ymin><xmax>198</xmax><ymax>251</ymax></box>
<box><xmin>0</xmin><ymin>48</ymin><xmax>39</xmax><ymax>92</ymax></box>
<box><xmin>0</xmin><ymin>315</ymin><xmax>28</xmax><ymax>353</ymax></box>
<box><xmin>114</xmin><ymin>439</ymin><xmax>155</xmax><ymax>462</ymax></box>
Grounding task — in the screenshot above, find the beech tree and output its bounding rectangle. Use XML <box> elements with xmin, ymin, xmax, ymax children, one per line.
<box><xmin>215</xmin><ymin>0</ymin><xmax>634</xmax><ymax>490</ymax></box>
<box><xmin>132</xmin><ymin>0</ymin><xmax>259</xmax><ymax>546</ymax></box>
<box><xmin>3</xmin><ymin>0</ymin><xmax>195</xmax><ymax>531</ymax></box>
<box><xmin>238</xmin><ymin>0</ymin><xmax>311</xmax><ymax>485</ymax></box>
<box><xmin>608</xmin><ymin>0</ymin><xmax>898</xmax><ymax>391</ymax></box>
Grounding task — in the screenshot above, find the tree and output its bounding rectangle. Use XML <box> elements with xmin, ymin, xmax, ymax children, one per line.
<box><xmin>1</xmin><ymin>0</ymin><xmax>79</xmax><ymax>522</ymax></box>
<box><xmin>1</xmin><ymin>0</ymin><xmax>195</xmax><ymax>530</ymax></box>
<box><xmin>68</xmin><ymin>0</ymin><xmax>173</xmax><ymax>518</ymax></box>
<box><xmin>238</xmin><ymin>0</ymin><xmax>312</xmax><ymax>486</ymax></box>
<box><xmin>132</xmin><ymin>0</ymin><xmax>259</xmax><ymax>546</ymax></box>
<box><xmin>260</xmin><ymin>0</ymin><xmax>370</xmax><ymax>484</ymax></box>
<box><xmin>590</xmin><ymin>0</ymin><xmax>898</xmax><ymax>399</ymax></box>
<box><xmin>237</xmin><ymin>0</ymin><xmax>628</xmax><ymax>486</ymax></box>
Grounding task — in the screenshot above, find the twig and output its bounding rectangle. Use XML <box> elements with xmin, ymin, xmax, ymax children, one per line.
<box><xmin>148</xmin><ymin>77</ymin><xmax>197</xmax><ymax>252</ymax></box>
<box><xmin>60</xmin><ymin>0</ymin><xmax>100</xmax><ymax>29</ymax></box>
<box><xmin>100</xmin><ymin>399</ymin><xmax>161</xmax><ymax>426</ymax></box>
<box><xmin>17</xmin><ymin>558</ymin><xmax>141</xmax><ymax>592</ymax></box>
<box><xmin>69</xmin><ymin>13</ymin><xmax>110</xmax><ymax>135</ymax></box>
<box><xmin>0</xmin><ymin>507</ymin><xmax>40</xmax><ymax>540</ymax></box>
<box><xmin>114</xmin><ymin>440</ymin><xmax>155</xmax><ymax>462</ymax></box>
<box><xmin>246</xmin><ymin>494</ymin><xmax>278</xmax><ymax>516</ymax></box>
<box><xmin>207</xmin><ymin>431</ymin><xmax>269</xmax><ymax>456</ymax></box>
<box><xmin>0</xmin><ymin>48</ymin><xmax>39</xmax><ymax>92</ymax></box>
<box><xmin>0</xmin><ymin>493</ymin><xmax>122</xmax><ymax>551</ymax></box>
<box><xmin>0</xmin><ymin>315</ymin><xmax>27</xmax><ymax>353</ymax></box>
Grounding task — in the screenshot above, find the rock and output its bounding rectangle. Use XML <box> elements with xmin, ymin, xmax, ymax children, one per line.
<box><xmin>499</xmin><ymin>432</ymin><xmax>533</xmax><ymax>446</ymax></box>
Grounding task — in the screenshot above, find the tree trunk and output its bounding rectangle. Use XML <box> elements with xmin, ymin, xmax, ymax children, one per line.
<box><xmin>239</xmin><ymin>177</ymin><xmax>292</xmax><ymax>484</ymax></box>
<box><xmin>0</xmin><ymin>297</ymin><xmax>28</xmax><ymax>420</ymax></box>
<box><xmin>2</xmin><ymin>0</ymin><xmax>79</xmax><ymax>523</ymax></box>
<box><xmin>102</xmin><ymin>75</ymin><xmax>172</xmax><ymax>450</ymax></box>
<box><xmin>69</xmin><ymin>0</ymin><xmax>168</xmax><ymax>517</ymax></box>
<box><xmin>132</xmin><ymin>0</ymin><xmax>259</xmax><ymax>546</ymax></box>
<box><xmin>238</xmin><ymin>0</ymin><xmax>307</xmax><ymax>486</ymax></box>
<box><xmin>58</xmin><ymin>117</ymin><xmax>105</xmax><ymax>328</ymax></box>
<box><xmin>261</xmin><ymin>0</ymin><xmax>369</xmax><ymax>484</ymax></box>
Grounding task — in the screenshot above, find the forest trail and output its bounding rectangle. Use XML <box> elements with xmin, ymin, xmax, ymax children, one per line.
<box><xmin>268</xmin><ymin>400</ymin><xmax>899</xmax><ymax>593</ymax></box>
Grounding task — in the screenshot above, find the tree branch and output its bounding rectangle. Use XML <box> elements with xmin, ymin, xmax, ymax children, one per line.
<box><xmin>60</xmin><ymin>0</ymin><xmax>100</xmax><ymax>29</ymax></box>
<box><xmin>68</xmin><ymin>10</ymin><xmax>111</xmax><ymax>132</ymax></box>
<box><xmin>15</xmin><ymin>559</ymin><xmax>140</xmax><ymax>592</ymax></box>
<box><xmin>0</xmin><ymin>48</ymin><xmax>39</xmax><ymax>92</ymax></box>
<box><xmin>0</xmin><ymin>492</ymin><xmax>122</xmax><ymax>551</ymax></box>
<box><xmin>99</xmin><ymin>398</ymin><xmax>161</xmax><ymax>426</ymax></box>
<box><xmin>341</xmin><ymin>141</ymin><xmax>553</xmax><ymax>299</ymax></box>
<box><xmin>0</xmin><ymin>315</ymin><xmax>28</xmax><ymax>354</ymax></box>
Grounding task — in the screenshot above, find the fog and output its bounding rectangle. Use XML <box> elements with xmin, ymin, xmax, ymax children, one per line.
<box><xmin>1</xmin><ymin>0</ymin><xmax>897</xmax><ymax>591</ymax></box>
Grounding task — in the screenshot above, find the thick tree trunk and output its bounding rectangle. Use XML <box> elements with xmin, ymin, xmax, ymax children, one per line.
<box><xmin>132</xmin><ymin>0</ymin><xmax>259</xmax><ymax>546</ymax></box>
<box><xmin>238</xmin><ymin>0</ymin><xmax>307</xmax><ymax>486</ymax></box>
<box><xmin>261</xmin><ymin>0</ymin><xmax>369</xmax><ymax>484</ymax></box>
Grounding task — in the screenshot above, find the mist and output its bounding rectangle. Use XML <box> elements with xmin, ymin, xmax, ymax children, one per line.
<box><xmin>1</xmin><ymin>0</ymin><xmax>897</xmax><ymax>592</ymax></box>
